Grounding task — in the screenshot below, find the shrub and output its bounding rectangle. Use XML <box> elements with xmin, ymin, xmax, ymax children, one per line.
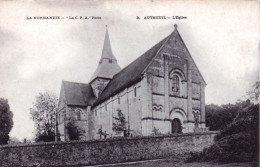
<box><xmin>187</xmin><ymin>104</ymin><xmax>259</xmax><ymax>163</ymax></box>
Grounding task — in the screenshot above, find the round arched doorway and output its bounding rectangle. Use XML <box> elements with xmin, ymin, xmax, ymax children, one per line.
<box><xmin>171</xmin><ymin>118</ymin><xmax>182</xmax><ymax>134</ymax></box>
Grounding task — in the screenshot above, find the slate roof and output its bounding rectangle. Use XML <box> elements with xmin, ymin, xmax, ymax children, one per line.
<box><xmin>61</xmin><ymin>25</ymin><xmax>206</xmax><ymax>108</ymax></box>
<box><xmin>89</xmin><ymin>59</ymin><xmax>121</xmax><ymax>82</ymax></box>
<box><xmin>63</xmin><ymin>81</ymin><xmax>96</xmax><ymax>107</ymax></box>
<box><xmin>101</xmin><ymin>27</ymin><xmax>117</xmax><ymax>60</ymax></box>
<box><xmin>92</xmin><ymin>34</ymin><xmax>171</xmax><ymax>107</ymax></box>
<box><xmin>89</xmin><ymin>27</ymin><xmax>121</xmax><ymax>82</ymax></box>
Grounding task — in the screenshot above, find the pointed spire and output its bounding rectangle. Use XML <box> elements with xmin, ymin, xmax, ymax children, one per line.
<box><xmin>174</xmin><ymin>24</ymin><xmax>178</xmax><ymax>30</ymax></box>
<box><xmin>89</xmin><ymin>26</ymin><xmax>121</xmax><ymax>82</ymax></box>
<box><xmin>101</xmin><ymin>25</ymin><xmax>116</xmax><ymax>60</ymax></box>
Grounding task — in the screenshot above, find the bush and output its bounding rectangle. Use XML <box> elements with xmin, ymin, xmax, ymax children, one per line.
<box><xmin>187</xmin><ymin>104</ymin><xmax>259</xmax><ymax>163</ymax></box>
<box><xmin>205</xmin><ymin>100</ymin><xmax>250</xmax><ymax>131</ymax></box>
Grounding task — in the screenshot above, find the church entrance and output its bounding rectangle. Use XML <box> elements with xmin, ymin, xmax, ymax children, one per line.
<box><xmin>172</xmin><ymin>118</ymin><xmax>182</xmax><ymax>134</ymax></box>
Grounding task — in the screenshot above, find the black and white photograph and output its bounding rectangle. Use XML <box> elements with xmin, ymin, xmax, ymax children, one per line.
<box><xmin>0</xmin><ymin>0</ymin><xmax>259</xmax><ymax>166</ymax></box>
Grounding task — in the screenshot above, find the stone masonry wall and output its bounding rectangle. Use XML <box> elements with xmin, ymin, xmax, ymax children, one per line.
<box><xmin>93</xmin><ymin>82</ymin><xmax>142</xmax><ymax>139</ymax></box>
<box><xmin>145</xmin><ymin>27</ymin><xmax>206</xmax><ymax>133</ymax></box>
<box><xmin>0</xmin><ymin>132</ymin><xmax>218</xmax><ymax>167</ymax></box>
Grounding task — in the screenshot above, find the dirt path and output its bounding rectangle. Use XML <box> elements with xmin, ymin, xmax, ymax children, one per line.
<box><xmin>87</xmin><ymin>159</ymin><xmax>257</xmax><ymax>167</ymax></box>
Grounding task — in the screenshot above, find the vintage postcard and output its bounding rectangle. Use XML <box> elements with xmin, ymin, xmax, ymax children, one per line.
<box><xmin>0</xmin><ymin>0</ymin><xmax>258</xmax><ymax>167</ymax></box>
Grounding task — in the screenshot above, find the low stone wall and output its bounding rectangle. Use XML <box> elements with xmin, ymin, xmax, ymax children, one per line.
<box><xmin>0</xmin><ymin>131</ymin><xmax>218</xmax><ymax>167</ymax></box>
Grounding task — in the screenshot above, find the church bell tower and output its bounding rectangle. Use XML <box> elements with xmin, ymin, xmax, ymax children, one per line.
<box><xmin>90</xmin><ymin>26</ymin><xmax>121</xmax><ymax>97</ymax></box>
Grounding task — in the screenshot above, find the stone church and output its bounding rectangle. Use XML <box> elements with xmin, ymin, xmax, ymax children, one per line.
<box><xmin>56</xmin><ymin>24</ymin><xmax>207</xmax><ymax>141</ymax></box>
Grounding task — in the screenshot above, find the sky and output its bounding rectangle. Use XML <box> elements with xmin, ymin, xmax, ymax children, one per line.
<box><xmin>0</xmin><ymin>0</ymin><xmax>258</xmax><ymax>141</ymax></box>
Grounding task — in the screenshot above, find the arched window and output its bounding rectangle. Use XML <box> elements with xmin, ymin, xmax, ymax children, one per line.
<box><xmin>172</xmin><ymin>75</ymin><xmax>180</xmax><ymax>96</ymax></box>
<box><xmin>169</xmin><ymin>69</ymin><xmax>186</xmax><ymax>97</ymax></box>
<box><xmin>76</xmin><ymin>109</ymin><xmax>81</xmax><ymax>120</ymax></box>
<box><xmin>60</xmin><ymin>113</ymin><xmax>63</xmax><ymax>123</ymax></box>
<box><xmin>58</xmin><ymin>114</ymin><xmax>60</xmax><ymax>124</ymax></box>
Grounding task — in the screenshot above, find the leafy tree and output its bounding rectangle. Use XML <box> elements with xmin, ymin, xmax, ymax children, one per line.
<box><xmin>188</xmin><ymin>82</ymin><xmax>259</xmax><ymax>163</ymax></box>
<box><xmin>205</xmin><ymin>81</ymin><xmax>259</xmax><ymax>131</ymax></box>
<box><xmin>112</xmin><ymin>109</ymin><xmax>127</xmax><ymax>132</ymax></box>
<box><xmin>187</xmin><ymin>103</ymin><xmax>258</xmax><ymax>163</ymax></box>
<box><xmin>205</xmin><ymin>100</ymin><xmax>250</xmax><ymax>131</ymax></box>
<box><xmin>30</xmin><ymin>91</ymin><xmax>58</xmax><ymax>142</ymax></box>
<box><xmin>0</xmin><ymin>98</ymin><xmax>13</xmax><ymax>145</ymax></box>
